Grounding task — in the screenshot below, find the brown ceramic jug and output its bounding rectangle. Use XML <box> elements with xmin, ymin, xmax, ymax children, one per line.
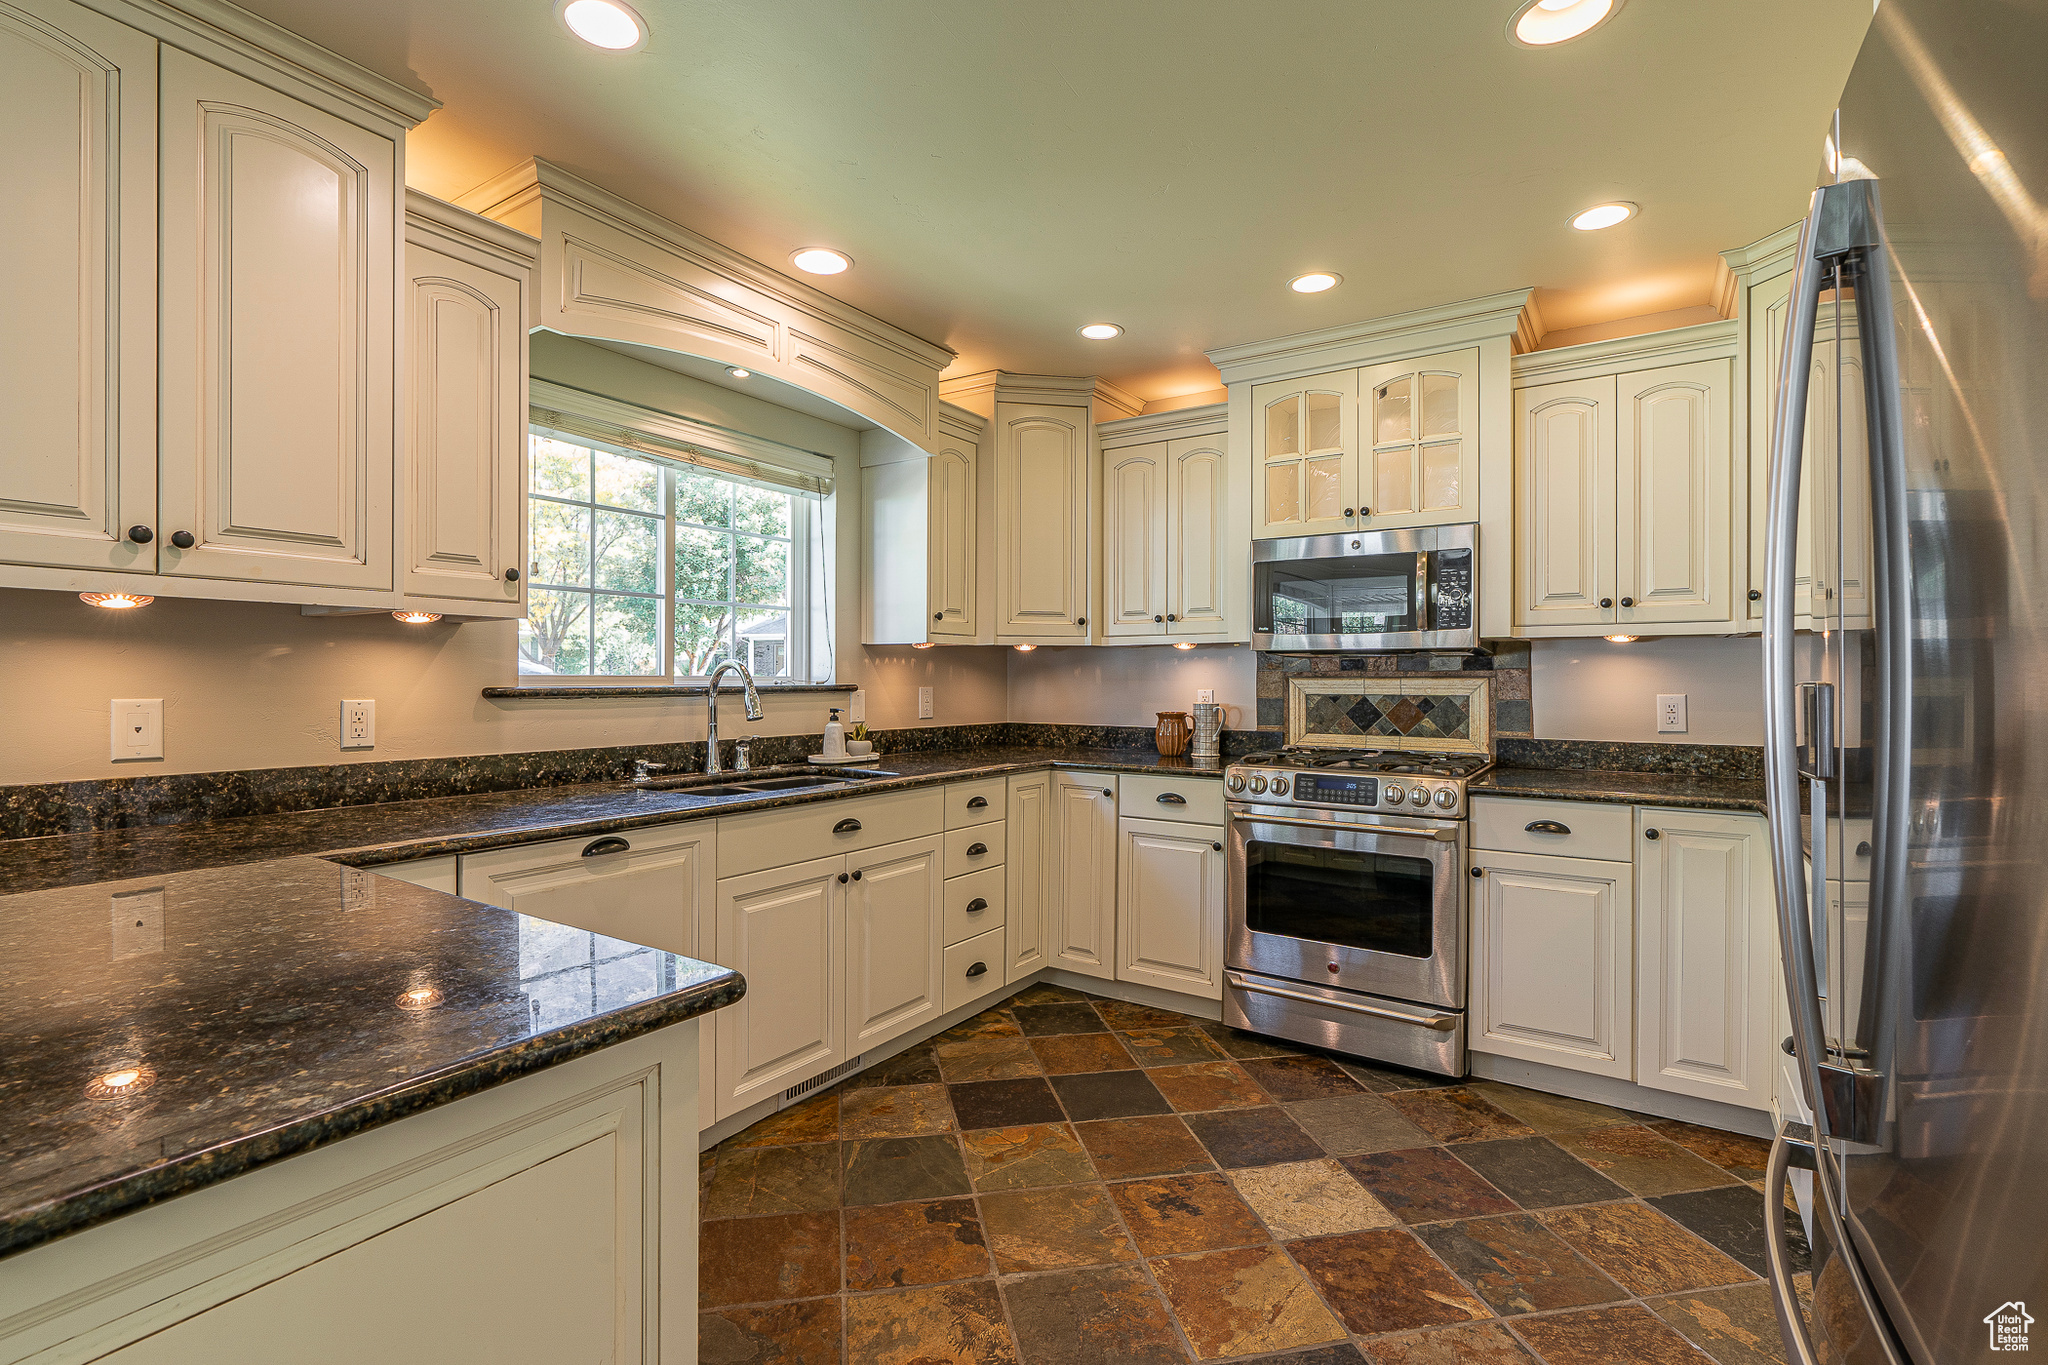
<box><xmin>1155</xmin><ymin>711</ymin><xmax>1191</xmax><ymax>756</ymax></box>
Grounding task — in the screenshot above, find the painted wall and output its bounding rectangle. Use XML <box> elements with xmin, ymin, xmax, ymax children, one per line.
<box><xmin>1004</xmin><ymin>644</ymin><xmax>1259</xmax><ymax>730</ymax></box>
<box><xmin>1530</xmin><ymin>635</ymin><xmax>1764</xmax><ymax>745</ymax></box>
<box><xmin>0</xmin><ymin>336</ymin><xmax>1013</xmax><ymax>785</ymax></box>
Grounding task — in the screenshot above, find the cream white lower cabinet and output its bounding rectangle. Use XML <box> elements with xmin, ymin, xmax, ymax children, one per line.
<box><xmin>714</xmin><ymin>853</ymin><xmax>846</xmax><ymax>1120</ymax></box>
<box><xmin>846</xmin><ymin>836</ymin><xmax>945</xmax><ymax>1054</ymax></box>
<box><xmin>1470</xmin><ymin>846</ymin><xmax>1635</xmax><ymax>1079</ymax></box>
<box><xmin>1050</xmin><ymin>773</ymin><xmax>1119</xmax><ymax>980</ymax></box>
<box><xmin>1005</xmin><ymin>771</ymin><xmax>1053</xmax><ymax>982</ymax></box>
<box><xmin>1634</xmin><ymin>807</ymin><xmax>1777</xmax><ymax>1107</ymax></box>
<box><xmin>373</xmin><ymin>854</ymin><xmax>458</xmax><ymax>894</ymax></box>
<box><xmin>9</xmin><ymin>1022</ymin><xmax>700</xmax><ymax>1365</ymax></box>
<box><xmin>1116</xmin><ymin>816</ymin><xmax>1226</xmax><ymax>999</ymax></box>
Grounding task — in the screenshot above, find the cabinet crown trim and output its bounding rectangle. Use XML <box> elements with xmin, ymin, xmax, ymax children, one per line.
<box><xmin>455</xmin><ymin>159</ymin><xmax>955</xmax><ymax>372</ymax></box>
<box><xmin>1095</xmin><ymin>404</ymin><xmax>1227</xmax><ymax>447</ymax></box>
<box><xmin>938</xmin><ymin>370</ymin><xmax>1143</xmax><ymax>420</ymax></box>
<box><xmin>1206</xmin><ymin>287</ymin><xmax>1534</xmax><ymax>386</ymax></box>
<box><xmin>406</xmin><ymin>189</ymin><xmax>539</xmax><ymax>266</ymax></box>
<box><xmin>1510</xmin><ymin>318</ymin><xmax>1738</xmax><ymax>386</ymax></box>
<box><xmin>1719</xmin><ymin>221</ymin><xmax>1804</xmax><ymax>277</ymax></box>
<box><xmin>143</xmin><ymin>0</ymin><xmax>441</xmax><ymax>125</ymax></box>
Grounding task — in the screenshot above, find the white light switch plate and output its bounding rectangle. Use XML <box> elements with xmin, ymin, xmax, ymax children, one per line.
<box><xmin>917</xmin><ymin>686</ymin><xmax>934</xmax><ymax>720</ymax></box>
<box><xmin>110</xmin><ymin>699</ymin><xmax>163</xmax><ymax>761</ymax></box>
<box><xmin>341</xmin><ymin>699</ymin><xmax>376</xmax><ymax>749</ymax></box>
<box><xmin>1657</xmin><ymin>694</ymin><xmax>1688</xmax><ymax>733</ymax></box>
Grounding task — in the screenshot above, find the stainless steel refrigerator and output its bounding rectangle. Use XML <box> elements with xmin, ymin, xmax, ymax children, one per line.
<box><xmin>1764</xmin><ymin>2</ymin><xmax>2048</xmax><ymax>1361</ymax></box>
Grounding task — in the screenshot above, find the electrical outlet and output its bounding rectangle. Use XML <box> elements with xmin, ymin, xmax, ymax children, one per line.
<box><xmin>917</xmin><ymin>686</ymin><xmax>934</xmax><ymax>720</ymax></box>
<box><xmin>849</xmin><ymin>689</ymin><xmax>867</xmax><ymax>725</ymax></box>
<box><xmin>1657</xmin><ymin>694</ymin><xmax>1688</xmax><ymax>733</ymax></box>
<box><xmin>109</xmin><ymin>888</ymin><xmax>164</xmax><ymax>959</ymax></box>
<box><xmin>1196</xmin><ymin>689</ymin><xmax>1216</xmax><ymax>705</ymax></box>
<box><xmin>110</xmin><ymin>699</ymin><xmax>163</xmax><ymax>761</ymax></box>
<box><xmin>341</xmin><ymin>699</ymin><xmax>376</xmax><ymax>750</ymax></box>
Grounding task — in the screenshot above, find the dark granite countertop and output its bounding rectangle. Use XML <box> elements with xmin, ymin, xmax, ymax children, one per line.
<box><xmin>0</xmin><ymin>746</ymin><xmax>1223</xmax><ymax>896</ymax></box>
<box><xmin>1471</xmin><ymin>766</ymin><xmax>1767</xmax><ymax>813</ymax></box>
<box><xmin>0</xmin><ymin>857</ymin><xmax>742</xmax><ymax>1258</ymax></box>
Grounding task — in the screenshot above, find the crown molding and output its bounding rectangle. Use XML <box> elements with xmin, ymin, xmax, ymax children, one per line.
<box><xmin>1510</xmin><ymin>317</ymin><xmax>1739</xmax><ymax>386</ymax></box>
<box><xmin>1207</xmin><ymin>288</ymin><xmax>1536</xmax><ymax>386</ymax></box>
<box><xmin>458</xmin><ymin>159</ymin><xmax>956</xmax><ymax>373</ymax></box>
<box><xmin>937</xmin><ymin>400</ymin><xmax>987</xmax><ymax>439</ymax></box>
<box><xmin>940</xmin><ymin>370</ymin><xmax>1138</xmax><ymax>417</ymax></box>
<box><xmin>404</xmin><ymin>189</ymin><xmax>537</xmax><ymax>268</ymax></box>
<box><xmin>1096</xmin><ymin>403</ymin><xmax>1227</xmax><ymax>448</ymax></box>
<box><xmin>1720</xmin><ymin>221</ymin><xmax>1804</xmax><ymax>280</ymax></box>
<box><xmin>123</xmin><ymin>0</ymin><xmax>440</xmax><ymax>126</ymax></box>
<box><xmin>1709</xmin><ymin>257</ymin><xmax>1740</xmax><ymax>320</ymax></box>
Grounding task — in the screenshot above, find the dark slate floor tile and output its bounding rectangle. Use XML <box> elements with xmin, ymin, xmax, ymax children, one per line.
<box><xmin>1650</xmin><ymin>1184</ymin><xmax>1810</xmax><ymax>1277</ymax></box>
<box><xmin>1048</xmin><ymin>1068</ymin><xmax>1171</xmax><ymax>1121</ymax></box>
<box><xmin>1008</xmin><ymin>982</ymin><xmax>1095</xmax><ymax>1007</ymax></box>
<box><xmin>961</xmin><ymin>1123</ymin><xmax>1096</xmax><ymax>1191</ymax></box>
<box><xmin>1252</xmin><ymin>1346</ymin><xmax>1368</xmax><ymax>1365</ymax></box>
<box><xmin>840</xmin><ymin>1082</ymin><xmax>957</xmax><ymax>1138</ymax></box>
<box><xmin>843</xmin><ymin>1197</ymin><xmax>991</xmax><ymax>1290</ymax></box>
<box><xmin>1149</xmin><ymin>1243</ymin><xmax>1347</xmax><ymax>1358</ymax></box>
<box><xmin>1451</xmin><ymin>1135</ymin><xmax>1627</xmax><ymax>1209</ymax></box>
<box><xmin>1649</xmin><ymin>1282</ymin><xmax>1790</xmax><ymax>1365</ymax></box>
<box><xmin>1119</xmin><ymin>1025</ymin><xmax>1229</xmax><ymax>1067</ymax></box>
<box><xmin>1108</xmin><ymin>1171</ymin><xmax>1267</xmax><ymax>1256</ymax></box>
<box><xmin>1333</xmin><ymin>1058</ymin><xmax>1462</xmax><ymax>1094</ymax></box>
<box><xmin>937</xmin><ymin>1009</ymin><xmax>1024</xmax><ymax>1042</ymax></box>
<box><xmin>1012</xmin><ymin>1002</ymin><xmax>1109</xmax><ymax>1036</ymax></box>
<box><xmin>1240</xmin><ymin>1054</ymin><xmax>1367</xmax><ymax>1101</ymax></box>
<box><xmin>1414</xmin><ymin>1213</ymin><xmax>1627</xmax><ymax>1316</ymax></box>
<box><xmin>1464</xmin><ymin>1081</ymin><xmax>1633</xmax><ymax>1135</ymax></box>
<box><xmin>980</xmin><ymin>1182</ymin><xmax>1138</xmax><ymax>1272</ymax></box>
<box><xmin>1073</xmin><ymin>1114</ymin><xmax>1216</xmax><ymax>1179</ymax></box>
<box><xmin>702</xmin><ymin>1140</ymin><xmax>842</xmax><ymax>1217</ymax></box>
<box><xmin>935</xmin><ymin>1035</ymin><xmax>1042</xmax><ymax>1082</ymax></box>
<box><xmin>1646</xmin><ymin>1119</ymin><xmax>1774</xmax><ymax>1183</ymax></box>
<box><xmin>949</xmin><ymin>1077</ymin><xmax>1067</xmax><ymax>1131</ymax></box>
<box><xmin>1541</xmin><ymin>1201</ymin><xmax>1753</xmax><ymax>1297</ymax></box>
<box><xmin>1359</xmin><ymin>1322</ymin><xmax>1536</xmax><ymax>1363</ymax></box>
<box><xmin>1184</xmin><ymin>1105</ymin><xmax>1326</xmax><ymax>1169</ymax></box>
<box><xmin>845</xmin><ymin>1280</ymin><xmax>1018</xmax><ymax>1365</ymax></box>
<box><xmin>1510</xmin><ymin>1302</ymin><xmax>1714</xmax><ymax>1365</ymax></box>
<box><xmin>842</xmin><ymin>1133</ymin><xmax>972</xmax><ymax>1206</ymax></box>
<box><xmin>1289</xmin><ymin>1227</ymin><xmax>1492</xmax><ymax>1335</ymax></box>
<box><xmin>1095</xmin><ymin>1000</ymin><xmax>1201</xmax><ymax>1031</ymax></box>
<box><xmin>1341</xmin><ymin>1147</ymin><xmax>1519</xmax><ymax>1224</ymax></box>
<box><xmin>1384</xmin><ymin>1087</ymin><xmax>1538</xmax><ymax>1144</ymax></box>
<box><xmin>1030</xmin><ymin>1032</ymin><xmax>1138</xmax><ymax>1075</ymax></box>
<box><xmin>1555</xmin><ymin>1124</ymin><xmax>1744</xmax><ymax>1197</ymax></box>
<box><xmin>847</xmin><ymin>1042</ymin><xmax>942</xmax><ymax>1089</ymax></box>
<box><xmin>724</xmin><ymin>1091</ymin><xmax>840</xmax><ymax>1149</ymax></box>
<box><xmin>1000</xmin><ymin>1264</ymin><xmax>1187</xmax><ymax>1365</ymax></box>
<box><xmin>1147</xmin><ymin>1060</ymin><xmax>1268</xmax><ymax>1113</ymax></box>
<box><xmin>699</xmin><ymin>1298</ymin><xmax>842</xmax><ymax>1365</ymax></box>
<box><xmin>1285</xmin><ymin>1093</ymin><xmax>1432</xmax><ymax>1157</ymax></box>
<box><xmin>700</xmin><ymin>1211</ymin><xmax>841</xmax><ymax>1308</ymax></box>
<box><xmin>1201</xmin><ymin>1023</ymin><xmax>1305</xmax><ymax>1059</ymax></box>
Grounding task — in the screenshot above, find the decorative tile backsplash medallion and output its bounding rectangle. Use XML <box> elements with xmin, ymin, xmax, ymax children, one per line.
<box><xmin>1287</xmin><ymin>676</ymin><xmax>1492</xmax><ymax>755</ymax></box>
<box><xmin>1255</xmin><ymin>642</ymin><xmax>1532</xmax><ymax>749</ymax></box>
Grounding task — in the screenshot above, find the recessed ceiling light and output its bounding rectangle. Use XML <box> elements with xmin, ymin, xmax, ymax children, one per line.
<box><xmin>791</xmin><ymin>248</ymin><xmax>851</xmax><ymax>275</ymax></box>
<box><xmin>1078</xmin><ymin>323</ymin><xmax>1123</xmax><ymax>341</ymax></box>
<box><xmin>1509</xmin><ymin>0</ymin><xmax>1623</xmax><ymax>47</ymax></box>
<box><xmin>558</xmin><ymin>0</ymin><xmax>645</xmax><ymax>51</ymax></box>
<box><xmin>727</xmin><ymin>367</ymin><xmax>751</xmax><ymax>379</ymax></box>
<box><xmin>80</xmin><ymin>592</ymin><xmax>153</xmax><ymax>610</ymax></box>
<box><xmin>1571</xmin><ymin>202</ymin><xmax>1637</xmax><ymax>231</ymax></box>
<box><xmin>1289</xmin><ymin>272</ymin><xmax>1341</xmax><ymax>294</ymax></box>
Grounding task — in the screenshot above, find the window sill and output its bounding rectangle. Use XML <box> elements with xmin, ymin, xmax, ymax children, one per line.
<box><xmin>482</xmin><ymin>682</ymin><xmax>856</xmax><ymax>699</ymax></box>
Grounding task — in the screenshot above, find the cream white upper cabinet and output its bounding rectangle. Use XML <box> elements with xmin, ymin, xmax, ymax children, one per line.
<box><xmin>1165</xmin><ymin>432</ymin><xmax>1231</xmax><ymax>638</ymax></box>
<box><xmin>1005</xmin><ymin>771</ymin><xmax>1052</xmax><ymax>983</ymax></box>
<box><xmin>1252</xmin><ymin>370</ymin><xmax>1356</xmax><ymax>539</ymax></box>
<box><xmin>928</xmin><ymin>430</ymin><xmax>979</xmax><ymax>639</ymax></box>
<box><xmin>157</xmin><ymin>47</ymin><xmax>396</xmax><ymax>591</ymax></box>
<box><xmin>1512</xmin><ymin>350</ymin><xmax>1734</xmax><ymax>636</ymax></box>
<box><xmin>714</xmin><ymin>854</ymin><xmax>845</xmax><ymax>1119</ymax></box>
<box><xmin>1615</xmin><ymin>360</ymin><xmax>1733</xmax><ymax>628</ymax></box>
<box><xmin>1469</xmin><ymin>847</ymin><xmax>1634</xmax><ymax>1080</ymax></box>
<box><xmin>1116</xmin><ymin>817</ymin><xmax>1225</xmax><ymax>999</ymax></box>
<box><xmin>1634</xmin><ymin>808</ymin><xmax>1776</xmax><ymax>1108</ymax></box>
<box><xmin>402</xmin><ymin>195</ymin><xmax>530</xmax><ymax>610</ymax></box>
<box><xmin>994</xmin><ymin>400</ymin><xmax>1091</xmax><ymax>640</ymax></box>
<box><xmin>1746</xmin><ymin>267</ymin><xmax>1812</xmax><ymax>624</ymax></box>
<box><xmin>1101</xmin><ymin>441</ymin><xmax>1168</xmax><ymax>637</ymax></box>
<box><xmin>1807</xmin><ymin>298</ymin><xmax>1874</xmax><ymax>631</ymax></box>
<box><xmin>0</xmin><ymin>0</ymin><xmax>156</xmax><ymax>574</ymax></box>
<box><xmin>845</xmin><ymin>835</ymin><xmax>944</xmax><ymax>1054</ymax></box>
<box><xmin>1358</xmin><ymin>348</ymin><xmax>1480</xmax><ymax>530</ymax></box>
<box><xmin>859</xmin><ymin>407</ymin><xmax>987</xmax><ymax>646</ymax></box>
<box><xmin>1514</xmin><ymin>376</ymin><xmax>1616</xmax><ymax>631</ymax></box>
<box><xmin>1049</xmin><ymin>772</ymin><xmax>1118</xmax><ymax>981</ymax></box>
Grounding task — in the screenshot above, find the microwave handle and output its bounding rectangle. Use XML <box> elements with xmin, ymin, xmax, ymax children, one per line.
<box><xmin>1417</xmin><ymin>551</ymin><xmax>1430</xmax><ymax>624</ymax></box>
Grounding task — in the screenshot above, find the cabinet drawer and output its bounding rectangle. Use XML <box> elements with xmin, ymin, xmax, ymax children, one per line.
<box><xmin>1119</xmin><ymin>774</ymin><xmax>1225</xmax><ymax>825</ymax></box>
<box><xmin>944</xmin><ymin>925</ymin><xmax>1007</xmax><ymax>1012</ymax></box>
<box><xmin>945</xmin><ymin>820</ymin><xmax>1006</xmax><ymax>878</ymax></box>
<box><xmin>1471</xmin><ymin>796</ymin><xmax>1633</xmax><ymax>861</ymax></box>
<box><xmin>719</xmin><ymin>787</ymin><xmax>943</xmax><ymax>878</ymax></box>
<box><xmin>944</xmin><ymin>777</ymin><xmax>1009</xmax><ymax>829</ymax></box>
<box><xmin>944</xmin><ymin>866</ymin><xmax>1006</xmax><ymax>946</ymax></box>
<box><xmin>457</xmin><ymin>819</ymin><xmax>712</xmax><ymax>958</ymax></box>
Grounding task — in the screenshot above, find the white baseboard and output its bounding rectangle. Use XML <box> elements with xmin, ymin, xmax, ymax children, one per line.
<box><xmin>1466</xmin><ymin>1052</ymin><xmax>1775</xmax><ymax>1138</ymax></box>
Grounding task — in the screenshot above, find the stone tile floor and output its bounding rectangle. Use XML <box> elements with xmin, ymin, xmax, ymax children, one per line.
<box><xmin>699</xmin><ymin>984</ymin><xmax>1811</xmax><ymax>1364</ymax></box>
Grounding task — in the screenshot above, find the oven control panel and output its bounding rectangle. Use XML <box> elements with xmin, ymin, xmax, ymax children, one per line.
<box><xmin>1226</xmin><ymin>768</ymin><xmax>1464</xmax><ymax>816</ymax></box>
<box><xmin>1300</xmin><ymin>774</ymin><xmax>1380</xmax><ymax>807</ymax></box>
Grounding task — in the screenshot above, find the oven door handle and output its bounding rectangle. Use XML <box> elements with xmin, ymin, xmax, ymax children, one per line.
<box><xmin>1230</xmin><ymin>813</ymin><xmax>1459</xmax><ymax>842</ymax></box>
<box><xmin>1225</xmin><ymin>972</ymin><xmax>1460</xmax><ymax>1031</ymax></box>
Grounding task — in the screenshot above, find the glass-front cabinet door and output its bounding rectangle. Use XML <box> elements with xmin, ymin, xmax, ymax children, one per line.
<box><xmin>1252</xmin><ymin>370</ymin><xmax>1357</xmax><ymax>538</ymax></box>
<box><xmin>1358</xmin><ymin>348</ymin><xmax>1480</xmax><ymax>530</ymax></box>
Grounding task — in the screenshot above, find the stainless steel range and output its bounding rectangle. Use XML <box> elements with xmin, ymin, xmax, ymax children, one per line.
<box><xmin>1223</xmin><ymin>746</ymin><xmax>1491</xmax><ymax>1076</ymax></box>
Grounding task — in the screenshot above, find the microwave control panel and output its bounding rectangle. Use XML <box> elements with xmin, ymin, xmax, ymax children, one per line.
<box><xmin>1432</xmin><ymin>549</ymin><xmax>1473</xmax><ymax>630</ymax></box>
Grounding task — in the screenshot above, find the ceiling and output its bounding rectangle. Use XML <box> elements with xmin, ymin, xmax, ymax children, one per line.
<box><xmin>236</xmin><ymin>0</ymin><xmax>1873</xmax><ymax>404</ymax></box>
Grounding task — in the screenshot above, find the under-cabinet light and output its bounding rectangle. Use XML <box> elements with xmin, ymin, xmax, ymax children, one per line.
<box><xmin>393</xmin><ymin>611</ymin><xmax>442</xmax><ymax>624</ymax></box>
<box><xmin>1605</xmin><ymin>634</ymin><xmax>1640</xmax><ymax>643</ymax></box>
<box><xmin>81</xmin><ymin>592</ymin><xmax>153</xmax><ymax>610</ymax></box>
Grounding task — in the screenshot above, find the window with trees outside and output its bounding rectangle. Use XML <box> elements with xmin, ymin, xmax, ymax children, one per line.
<box><xmin>520</xmin><ymin>427</ymin><xmax>816</xmax><ymax>681</ymax></box>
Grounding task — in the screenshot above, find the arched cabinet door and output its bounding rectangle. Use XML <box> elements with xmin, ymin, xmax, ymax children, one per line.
<box><xmin>0</xmin><ymin>0</ymin><xmax>157</xmax><ymax>573</ymax></box>
<box><xmin>927</xmin><ymin>436</ymin><xmax>978</xmax><ymax>638</ymax></box>
<box><xmin>1615</xmin><ymin>359</ymin><xmax>1733</xmax><ymax>628</ymax></box>
<box><xmin>1166</xmin><ymin>435</ymin><xmax>1230</xmax><ymax>637</ymax></box>
<box><xmin>1513</xmin><ymin>376</ymin><xmax>1617</xmax><ymax>630</ymax></box>
<box><xmin>1101</xmin><ymin>441</ymin><xmax>1167</xmax><ymax>637</ymax></box>
<box><xmin>994</xmin><ymin>402</ymin><xmax>1090</xmax><ymax>638</ymax></box>
<box><xmin>157</xmin><ymin>46</ymin><xmax>397</xmax><ymax>591</ymax></box>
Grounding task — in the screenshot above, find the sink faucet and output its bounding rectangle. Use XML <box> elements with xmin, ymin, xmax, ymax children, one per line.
<box><xmin>704</xmin><ymin>660</ymin><xmax>763</xmax><ymax>775</ymax></box>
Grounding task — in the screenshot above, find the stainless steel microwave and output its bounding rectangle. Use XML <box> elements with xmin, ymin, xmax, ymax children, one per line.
<box><xmin>1251</xmin><ymin>524</ymin><xmax>1477</xmax><ymax>653</ymax></box>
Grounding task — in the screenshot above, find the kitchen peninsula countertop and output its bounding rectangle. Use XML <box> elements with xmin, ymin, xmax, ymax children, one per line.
<box><xmin>1472</xmin><ymin>765</ymin><xmax>1766</xmax><ymax>813</ymax></box>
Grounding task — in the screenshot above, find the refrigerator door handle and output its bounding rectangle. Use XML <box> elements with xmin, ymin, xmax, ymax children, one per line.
<box><xmin>1766</xmin><ymin>1128</ymin><xmax>1823</xmax><ymax>1365</ymax></box>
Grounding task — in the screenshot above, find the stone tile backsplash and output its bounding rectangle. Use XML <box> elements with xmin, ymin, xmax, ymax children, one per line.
<box><xmin>1254</xmin><ymin>642</ymin><xmax>1532</xmax><ymax>745</ymax></box>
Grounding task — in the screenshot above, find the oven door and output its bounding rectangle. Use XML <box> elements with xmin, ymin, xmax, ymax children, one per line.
<box><xmin>1227</xmin><ymin>805</ymin><xmax>1465</xmax><ymax>1009</ymax></box>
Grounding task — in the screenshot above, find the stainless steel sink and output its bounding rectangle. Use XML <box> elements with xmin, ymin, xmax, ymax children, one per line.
<box><xmin>730</xmin><ymin>774</ymin><xmax>855</xmax><ymax>792</ymax></box>
<box><xmin>629</xmin><ymin>766</ymin><xmax>899</xmax><ymax>796</ymax></box>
